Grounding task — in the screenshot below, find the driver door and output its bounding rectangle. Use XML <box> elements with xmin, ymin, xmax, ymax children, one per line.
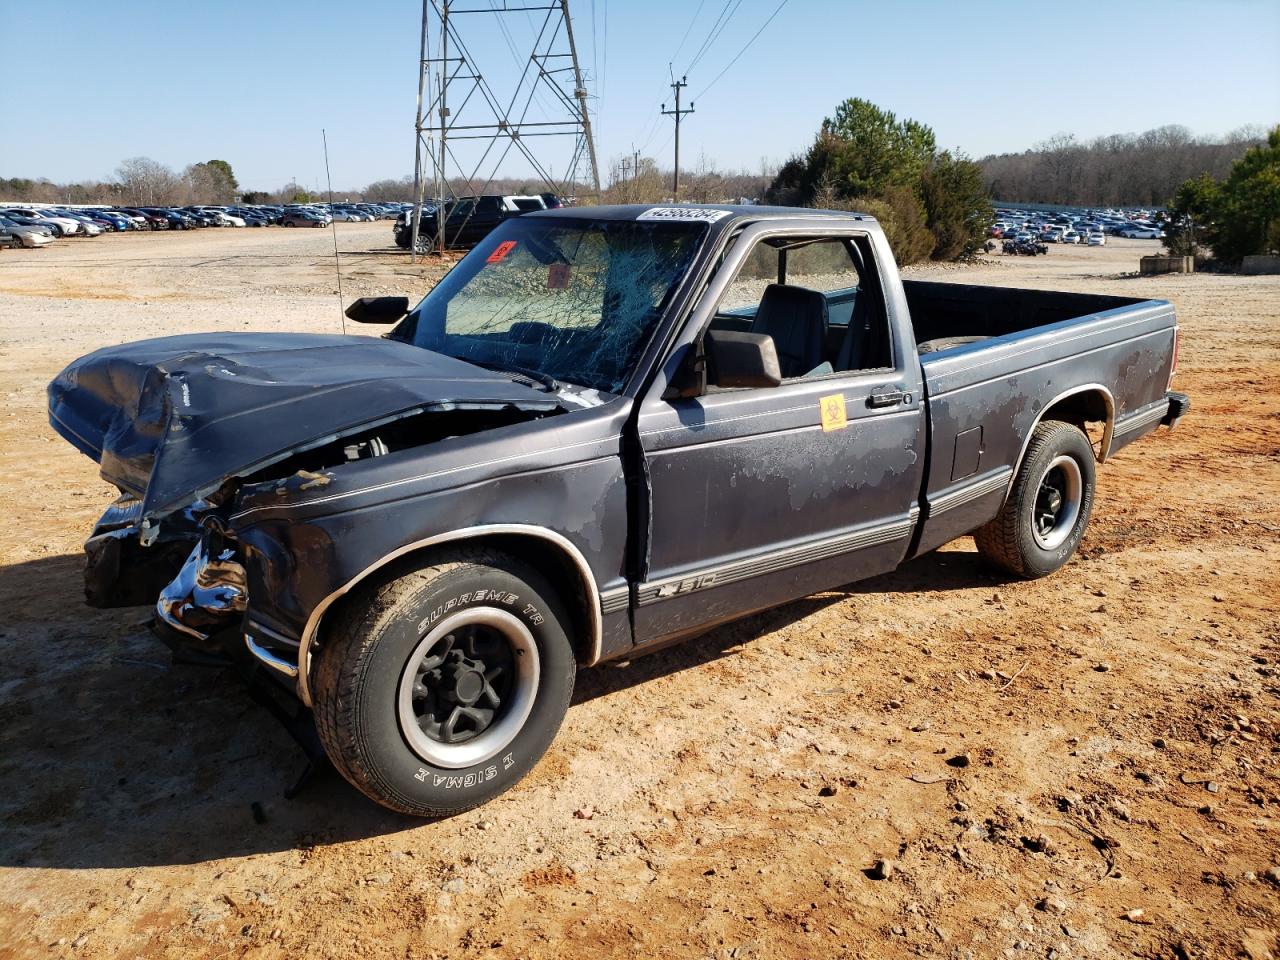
<box><xmin>632</xmin><ymin>225</ymin><xmax>925</xmax><ymax>645</ymax></box>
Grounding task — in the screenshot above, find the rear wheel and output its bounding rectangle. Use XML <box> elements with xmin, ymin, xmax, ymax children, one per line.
<box><xmin>312</xmin><ymin>549</ymin><xmax>576</xmax><ymax>816</ymax></box>
<box><xmin>975</xmin><ymin>420</ymin><xmax>1095</xmax><ymax>578</ymax></box>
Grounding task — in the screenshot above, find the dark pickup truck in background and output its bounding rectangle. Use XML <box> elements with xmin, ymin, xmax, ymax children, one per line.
<box><xmin>48</xmin><ymin>204</ymin><xmax>1188</xmax><ymax>815</ymax></box>
<box><xmin>393</xmin><ymin>194</ymin><xmax>549</xmax><ymax>252</ymax></box>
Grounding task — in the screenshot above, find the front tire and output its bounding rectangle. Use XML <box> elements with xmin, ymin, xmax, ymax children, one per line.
<box><xmin>312</xmin><ymin>549</ymin><xmax>576</xmax><ymax>816</ymax></box>
<box><xmin>975</xmin><ymin>420</ymin><xmax>1095</xmax><ymax>578</ymax></box>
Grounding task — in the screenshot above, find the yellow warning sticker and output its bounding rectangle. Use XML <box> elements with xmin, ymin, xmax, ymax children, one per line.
<box><xmin>820</xmin><ymin>393</ymin><xmax>847</xmax><ymax>432</ymax></box>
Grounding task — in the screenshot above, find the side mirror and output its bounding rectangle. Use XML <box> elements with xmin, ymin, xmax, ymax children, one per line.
<box><xmin>705</xmin><ymin>330</ymin><xmax>782</xmax><ymax>389</ymax></box>
<box><xmin>344</xmin><ymin>296</ymin><xmax>409</xmax><ymax>324</ymax></box>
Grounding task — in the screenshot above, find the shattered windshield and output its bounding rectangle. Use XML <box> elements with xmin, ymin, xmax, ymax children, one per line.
<box><xmin>395</xmin><ymin>216</ymin><xmax>705</xmax><ymax>393</ymax></box>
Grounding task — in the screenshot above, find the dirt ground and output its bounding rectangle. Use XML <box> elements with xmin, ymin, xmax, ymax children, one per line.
<box><xmin>0</xmin><ymin>223</ymin><xmax>1277</xmax><ymax>960</ymax></box>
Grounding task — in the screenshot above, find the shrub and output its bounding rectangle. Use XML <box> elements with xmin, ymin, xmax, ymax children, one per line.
<box><xmin>919</xmin><ymin>152</ymin><xmax>994</xmax><ymax>260</ymax></box>
<box><xmin>859</xmin><ymin>187</ymin><xmax>935</xmax><ymax>266</ymax></box>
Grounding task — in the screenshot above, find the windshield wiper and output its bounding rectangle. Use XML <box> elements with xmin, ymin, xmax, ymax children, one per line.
<box><xmin>465</xmin><ymin>358</ymin><xmax>561</xmax><ymax>393</ymax></box>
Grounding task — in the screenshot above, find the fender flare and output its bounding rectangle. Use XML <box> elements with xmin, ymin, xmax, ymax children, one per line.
<box><xmin>1004</xmin><ymin>383</ymin><xmax>1115</xmax><ymax>502</ymax></box>
<box><xmin>292</xmin><ymin>524</ymin><xmax>602</xmax><ymax>707</ymax></box>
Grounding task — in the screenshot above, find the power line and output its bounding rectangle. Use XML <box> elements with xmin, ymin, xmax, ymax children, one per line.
<box><xmin>670</xmin><ymin>0</ymin><xmax>708</xmax><ymax>65</ymax></box>
<box><xmin>683</xmin><ymin>0</ymin><xmax>734</xmax><ymax>73</ymax></box>
<box><xmin>693</xmin><ymin>0</ymin><xmax>789</xmax><ymax>101</ymax></box>
<box><xmin>685</xmin><ymin>0</ymin><xmax>744</xmax><ymax>75</ymax></box>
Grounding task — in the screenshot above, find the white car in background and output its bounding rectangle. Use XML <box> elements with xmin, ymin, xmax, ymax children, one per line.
<box><xmin>194</xmin><ymin>207</ymin><xmax>245</xmax><ymax>227</ymax></box>
<box><xmin>1121</xmin><ymin>225</ymin><xmax>1164</xmax><ymax>239</ymax></box>
<box><xmin>1087</xmin><ymin>232</ymin><xmax>1106</xmax><ymax>246</ymax></box>
<box><xmin>10</xmin><ymin>209</ymin><xmax>83</xmax><ymax>237</ymax></box>
<box><xmin>1060</xmin><ymin>230</ymin><xmax>1082</xmax><ymax>244</ymax></box>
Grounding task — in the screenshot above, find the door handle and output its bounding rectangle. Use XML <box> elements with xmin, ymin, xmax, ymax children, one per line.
<box><xmin>867</xmin><ymin>387</ymin><xmax>908</xmax><ymax>408</ymax></box>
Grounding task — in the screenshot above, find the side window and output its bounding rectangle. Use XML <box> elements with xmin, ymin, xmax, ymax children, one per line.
<box><xmin>715</xmin><ymin>241</ymin><xmax>778</xmax><ymax>317</ymax></box>
<box><xmin>705</xmin><ymin>234</ymin><xmax>890</xmax><ymax>381</ymax></box>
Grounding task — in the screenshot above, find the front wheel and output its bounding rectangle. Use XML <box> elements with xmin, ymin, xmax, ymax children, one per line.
<box><xmin>975</xmin><ymin>420</ymin><xmax>1095</xmax><ymax>578</ymax></box>
<box><xmin>312</xmin><ymin>549</ymin><xmax>576</xmax><ymax>816</ymax></box>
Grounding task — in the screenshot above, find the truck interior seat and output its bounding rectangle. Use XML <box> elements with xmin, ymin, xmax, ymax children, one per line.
<box><xmin>835</xmin><ymin>289</ymin><xmax>875</xmax><ymax>371</ymax></box>
<box><xmin>749</xmin><ymin>283</ymin><xmax>828</xmax><ymax>378</ymax></box>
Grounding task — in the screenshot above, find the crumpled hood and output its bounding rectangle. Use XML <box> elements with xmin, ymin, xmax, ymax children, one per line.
<box><xmin>48</xmin><ymin>332</ymin><xmax>560</xmax><ymax>521</ymax></box>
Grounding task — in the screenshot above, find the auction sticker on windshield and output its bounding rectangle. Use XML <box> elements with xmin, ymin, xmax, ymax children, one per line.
<box><xmin>486</xmin><ymin>240</ymin><xmax>517</xmax><ymax>264</ymax></box>
<box><xmin>636</xmin><ymin>207</ymin><xmax>731</xmax><ymax>223</ymax></box>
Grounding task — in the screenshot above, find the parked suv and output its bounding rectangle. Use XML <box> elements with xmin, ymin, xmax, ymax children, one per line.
<box><xmin>393</xmin><ymin>195</ymin><xmax>544</xmax><ymax>252</ymax></box>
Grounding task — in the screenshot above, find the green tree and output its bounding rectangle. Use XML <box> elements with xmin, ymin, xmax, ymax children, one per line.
<box><xmin>822</xmin><ymin>98</ymin><xmax>937</xmax><ymax>195</ymax></box>
<box><xmin>919</xmin><ymin>151</ymin><xmax>994</xmax><ymax>259</ymax></box>
<box><xmin>766</xmin><ymin>98</ymin><xmax>990</xmax><ymax>261</ymax></box>
<box><xmin>185</xmin><ymin>160</ymin><xmax>238</xmax><ymax>203</ymax></box>
<box><xmin>1165</xmin><ymin>173</ymin><xmax>1219</xmax><ymax>256</ymax></box>
<box><xmin>204</xmin><ymin>159</ymin><xmax>238</xmax><ymax>190</ymax></box>
<box><xmin>1168</xmin><ymin>126</ymin><xmax>1280</xmax><ymax>265</ymax></box>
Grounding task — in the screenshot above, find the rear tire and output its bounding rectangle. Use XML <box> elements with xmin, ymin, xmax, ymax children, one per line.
<box><xmin>975</xmin><ymin>420</ymin><xmax>1095</xmax><ymax>578</ymax></box>
<box><xmin>312</xmin><ymin>549</ymin><xmax>576</xmax><ymax>817</ymax></box>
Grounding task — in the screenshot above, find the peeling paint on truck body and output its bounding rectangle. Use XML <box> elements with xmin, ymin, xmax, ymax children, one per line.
<box><xmin>47</xmin><ymin>204</ymin><xmax>1186</xmax><ymax>709</ymax></box>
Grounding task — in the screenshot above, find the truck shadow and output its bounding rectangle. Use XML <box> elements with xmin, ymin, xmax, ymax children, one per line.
<box><xmin>573</xmin><ymin>547</ymin><xmax>1002</xmax><ymax>703</ymax></box>
<box><xmin>0</xmin><ymin>554</ymin><xmax>418</xmax><ymax>871</ymax></box>
<box><xmin>0</xmin><ymin>547</ymin><xmax>999</xmax><ymax>870</ymax></box>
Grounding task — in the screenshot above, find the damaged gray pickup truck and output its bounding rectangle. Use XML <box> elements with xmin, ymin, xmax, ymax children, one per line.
<box><xmin>49</xmin><ymin>204</ymin><xmax>1189</xmax><ymax>815</ymax></box>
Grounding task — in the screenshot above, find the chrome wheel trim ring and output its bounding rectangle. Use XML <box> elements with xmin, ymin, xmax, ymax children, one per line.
<box><xmin>1032</xmin><ymin>454</ymin><xmax>1083</xmax><ymax>551</ymax></box>
<box><xmin>396</xmin><ymin>607</ymin><xmax>540</xmax><ymax>770</ymax></box>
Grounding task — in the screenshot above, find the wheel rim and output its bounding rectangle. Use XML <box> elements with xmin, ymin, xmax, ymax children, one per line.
<box><xmin>396</xmin><ymin>607</ymin><xmax>539</xmax><ymax>769</ymax></box>
<box><xmin>1032</xmin><ymin>454</ymin><xmax>1083</xmax><ymax>550</ymax></box>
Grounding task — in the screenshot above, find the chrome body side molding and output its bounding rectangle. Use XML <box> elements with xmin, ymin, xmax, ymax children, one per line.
<box><xmin>635</xmin><ymin>514</ymin><xmax>915</xmax><ymax>607</ymax></box>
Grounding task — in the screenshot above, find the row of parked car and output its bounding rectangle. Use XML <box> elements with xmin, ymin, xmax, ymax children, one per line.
<box><xmin>0</xmin><ymin>201</ymin><xmax>416</xmax><ymax>249</ymax></box>
<box><xmin>990</xmin><ymin>206</ymin><xmax>1167</xmax><ymax>250</ymax></box>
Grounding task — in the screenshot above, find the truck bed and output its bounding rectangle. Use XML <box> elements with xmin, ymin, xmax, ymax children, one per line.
<box><xmin>904</xmin><ymin>280</ymin><xmax>1142</xmax><ymax>346</ymax></box>
<box><xmin>905</xmin><ymin>280</ymin><xmax>1179</xmax><ymax>557</ymax></box>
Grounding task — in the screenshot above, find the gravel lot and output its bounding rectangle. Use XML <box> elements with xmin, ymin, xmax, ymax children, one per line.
<box><xmin>1</xmin><ymin>223</ymin><xmax>1277</xmax><ymax>960</ymax></box>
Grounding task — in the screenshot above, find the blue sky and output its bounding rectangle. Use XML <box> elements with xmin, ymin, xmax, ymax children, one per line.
<box><xmin>3</xmin><ymin>0</ymin><xmax>1277</xmax><ymax>191</ymax></box>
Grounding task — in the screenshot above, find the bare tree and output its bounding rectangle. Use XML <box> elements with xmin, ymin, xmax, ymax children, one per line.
<box><xmin>363</xmin><ymin>177</ymin><xmax>414</xmax><ymax>202</ymax></box>
<box><xmin>115</xmin><ymin>157</ymin><xmax>183</xmax><ymax>206</ymax></box>
<box><xmin>980</xmin><ymin>126</ymin><xmax>1267</xmax><ymax>206</ymax></box>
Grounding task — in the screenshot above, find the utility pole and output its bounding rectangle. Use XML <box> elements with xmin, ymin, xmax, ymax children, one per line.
<box><xmin>661</xmin><ymin>77</ymin><xmax>693</xmax><ymax>200</ymax></box>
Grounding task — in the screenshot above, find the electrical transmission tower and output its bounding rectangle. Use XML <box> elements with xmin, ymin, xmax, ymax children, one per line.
<box><xmin>661</xmin><ymin>76</ymin><xmax>693</xmax><ymax>200</ymax></box>
<box><xmin>410</xmin><ymin>0</ymin><xmax>601</xmax><ymax>258</ymax></box>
